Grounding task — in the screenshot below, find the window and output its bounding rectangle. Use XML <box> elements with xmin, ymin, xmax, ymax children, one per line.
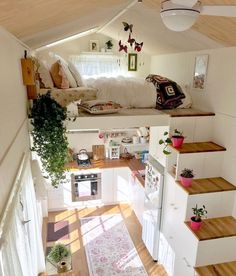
<box><xmin>69</xmin><ymin>53</ymin><xmax>125</xmax><ymax>78</ymax></box>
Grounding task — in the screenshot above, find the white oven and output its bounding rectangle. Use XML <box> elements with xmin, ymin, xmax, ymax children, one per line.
<box><xmin>71</xmin><ymin>172</ymin><xmax>101</xmax><ymax>202</ymax></box>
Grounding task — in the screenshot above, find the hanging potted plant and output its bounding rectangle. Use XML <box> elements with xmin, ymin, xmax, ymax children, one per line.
<box><xmin>171</xmin><ymin>129</ymin><xmax>184</xmax><ymax>148</ymax></box>
<box><xmin>190</xmin><ymin>204</ymin><xmax>207</xmax><ymax>231</ymax></box>
<box><xmin>31</xmin><ymin>92</ymin><xmax>69</xmax><ymax>188</ymax></box>
<box><xmin>180</xmin><ymin>168</ymin><xmax>194</xmax><ymax>187</ymax></box>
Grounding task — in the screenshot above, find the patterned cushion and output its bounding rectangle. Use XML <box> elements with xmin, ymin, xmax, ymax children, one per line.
<box><xmin>50</xmin><ymin>61</ymin><xmax>69</xmax><ymax>89</ymax></box>
<box><xmin>146</xmin><ymin>74</ymin><xmax>185</xmax><ymax>109</ymax></box>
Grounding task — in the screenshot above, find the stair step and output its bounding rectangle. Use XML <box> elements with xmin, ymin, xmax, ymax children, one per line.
<box><xmin>185</xmin><ymin>216</ymin><xmax>236</xmax><ymax>241</ymax></box>
<box><xmin>162</xmin><ymin>108</ymin><xmax>215</xmax><ymax>117</ymax></box>
<box><xmin>171</xmin><ymin>142</ymin><xmax>226</xmax><ymax>154</ymax></box>
<box><xmin>195</xmin><ymin>261</ymin><xmax>236</xmax><ymax>276</ymax></box>
<box><xmin>176</xmin><ymin>177</ymin><xmax>236</xmax><ymax>195</ymax></box>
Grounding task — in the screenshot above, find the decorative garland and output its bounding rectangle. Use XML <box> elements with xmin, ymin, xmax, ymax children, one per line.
<box><xmin>119</xmin><ymin>22</ymin><xmax>144</xmax><ymax>53</ymax></box>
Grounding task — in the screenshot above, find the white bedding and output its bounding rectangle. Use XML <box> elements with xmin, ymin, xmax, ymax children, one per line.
<box><xmin>85</xmin><ymin>76</ymin><xmax>157</xmax><ymax>108</ymax></box>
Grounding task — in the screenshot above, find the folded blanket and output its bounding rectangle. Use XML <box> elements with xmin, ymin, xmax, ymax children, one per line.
<box><xmin>146</xmin><ymin>75</ymin><xmax>185</xmax><ymax>109</ymax></box>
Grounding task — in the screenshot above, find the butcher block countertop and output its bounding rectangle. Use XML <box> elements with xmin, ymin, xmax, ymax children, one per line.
<box><xmin>65</xmin><ymin>158</ymin><xmax>146</xmax><ymax>187</ymax></box>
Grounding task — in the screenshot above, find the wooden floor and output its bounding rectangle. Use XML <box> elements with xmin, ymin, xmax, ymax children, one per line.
<box><xmin>171</xmin><ymin>142</ymin><xmax>226</xmax><ymax>154</ymax></box>
<box><xmin>195</xmin><ymin>261</ymin><xmax>236</xmax><ymax>276</ymax></box>
<box><xmin>43</xmin><ymin>204</ymin><xmax>167</xmax><ymax>276</ymax></box>
<box><xmin>185</xmin><ymin>216</ymin><xmax>236</xmax><ymax>241</ymax></box>
<box><xmin>176</xmin><ymin>177</ymin><xmax>236</xmax><ymax>195</ymax></box>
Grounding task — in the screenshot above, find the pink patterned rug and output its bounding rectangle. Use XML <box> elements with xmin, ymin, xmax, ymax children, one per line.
<box><xmin>80</xmin><ymin>214</ymin><xmax>147</xmax><ymax>276</ymax></box>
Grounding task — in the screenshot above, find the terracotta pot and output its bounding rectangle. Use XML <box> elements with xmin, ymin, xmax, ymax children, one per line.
<box><xmin>171</xmin><ymin>136</ymin><xmax>184</xmax><ymax>148</ymax></box>
<box><xmin>180</xmin><ymin>176</ymin><xmax>193</xmax><ymax>187</ymax></box>
<box><xmin>190</xmin><ymin>217</ymin><xmax>202</xmax><ymax>230</ymax></box>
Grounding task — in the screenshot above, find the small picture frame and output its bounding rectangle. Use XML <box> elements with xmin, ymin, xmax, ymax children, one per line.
<box><xmin>128</xmin><ymin>53</ymin><xmax>137</xmax><ymax>71</ymax></box>
<box><xmin>89</xmin><ymin>40</ymin><xmax>99</xmax><ymax>52</ymax></box>
<box><xmin>193</xmin><ymin>54</ymin><xmax>209</xmax><ymax>90</ymax></box>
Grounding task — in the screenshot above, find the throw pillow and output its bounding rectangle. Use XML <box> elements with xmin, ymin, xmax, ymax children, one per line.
<box><xmin>50</xmin><ymin>61</ymin><xmax>69</xmax><ymax>89</ymax></box>
<box><xmin>38</xmin><ymin>60</ymin><xmax>54</xmax><ymax>89</ymax></box>
<box><xmin>68</xmin><ymin>61</ymin><xmax>84</xmax><ymax>87</ymax></box>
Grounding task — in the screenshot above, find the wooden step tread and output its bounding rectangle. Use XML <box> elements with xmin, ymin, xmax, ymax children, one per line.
<box><xmin>171</xmin><ymin>142</ymin><xmax>226</xmax><ymax>154</ymax></box>
<box><xmin>176</xmin><ymin>177</ymin><xmax>236</xmax><ymax>195</ymax></box>
<box><xmin>162</xmin><ymin>108</ymin><xmax>215</xmax><ymax>117</ymax></box>
<box><xmin>195</xmin><ymin>261</ymin><xmax>236</xmax><ymax>276</ymax></box>
<box><xmin>185</xmin><ymin>216</ymin><xmax>236</xmax><ymax>241</ymax></box>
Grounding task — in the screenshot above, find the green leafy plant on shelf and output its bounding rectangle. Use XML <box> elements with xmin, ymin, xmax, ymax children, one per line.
<box><xmin>105</xmin><ymin>39</ymin><xmax>113</xmax><ymax>49</ymax></box>
<box><xmin>47</xmin><ymin>243</ymin><xmax>70</xmax><ymax>264</ymax></box>
<box><xmin>159</xmin><ymin>131</ymin><xmax>172</xmax><ymax>155</ymax></box>
<box><xmin>192</xmin><ymin>204</ymin><xmax>207</xmax><ymax>222</ymax></box>
<box><xmin>31</xmin><ymin>92</ymin><xmax>69</xmax><ymax>188</ymax></box>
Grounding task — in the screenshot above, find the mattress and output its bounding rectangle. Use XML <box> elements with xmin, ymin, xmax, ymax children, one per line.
<box><xmin>39</xmin><ymin>87</ymin><xmax>97</xmax><ymax>107</ymax></box>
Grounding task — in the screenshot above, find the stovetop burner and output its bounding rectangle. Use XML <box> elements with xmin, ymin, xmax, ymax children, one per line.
<box><xmin>77</xmin><ymin>158</ymin><xmax>91</xmax><ymax>167</ymax></box>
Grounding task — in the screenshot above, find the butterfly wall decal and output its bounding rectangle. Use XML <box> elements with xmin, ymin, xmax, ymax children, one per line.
<box><xmin>122</xmin><ymin>22</ymin><xmax>133</xmax><ymax>33</ymax></box>
<box><xmin>119</xmin><ymin>40</ymin><xmax>128</xmax><ymax>53</ymax></box>
<box><xmin>134</xmin><ymin>41</ymin><xmax>143</xmax><ymax>52</ymax></box>
<box><xmin>127</xmin><ymin>34</ymin><xmax>135</xmax><ymax>47</ymax></box>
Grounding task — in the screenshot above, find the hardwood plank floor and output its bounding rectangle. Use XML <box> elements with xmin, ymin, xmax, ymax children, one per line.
<box><xmin>43</xmin><ymin>204</ymin><xmax>167</xmax><ymax>276</ymax></box>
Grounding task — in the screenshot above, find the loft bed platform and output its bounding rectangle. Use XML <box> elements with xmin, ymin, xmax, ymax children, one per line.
<box><xmin>65</xmin><ymin>107</ymin><xmax>215</xmax><ymax>130</ymax></box>
<box><xmin>66</xmin><ymin>108</ymin><xmax>170</xmax><ymax>130</ymax></box>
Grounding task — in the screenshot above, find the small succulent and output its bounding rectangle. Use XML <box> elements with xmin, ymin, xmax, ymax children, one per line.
<box><xmin>172</xmin><ymin>128</ymin><xmax>183</xmax><ymax>137</ymax></box>
<box><xmin>180</xmin><ymin>168</ymin><xmax>194</xmax><ymax>178</ymax></box>
<box><xmin>105</xmin><ymin>40</ymin><xmax>113</xmax><ymax>49</ymax></box>
<box><xmin>192</xmin><ymin>204</ymin><xmax>207</xmax><ymax>222</ymax></box>
<box><xmin>159</xmin><ymin>131</ymin><xmax>172</xmax><ymax>155</ymax></box>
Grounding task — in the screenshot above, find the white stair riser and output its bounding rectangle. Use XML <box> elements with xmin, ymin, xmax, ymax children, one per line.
<box><xmin>176</xmin><ymin>151</ymin><xmax>224</xmax><ymax>180</ymax></box>
<box><xmin>186</xmin><ymin>191</ymin><xmax>236</xmax><ymax>220</ymax></box>
<box><xmin>170</xmin><ymin>116</ymin><xmax>214</xmax><ymax>143</ymax></box>
<box><xmin>196</xmin><ymin>237</ymin><xmax>236</xmax><ymax>266</ymax></box>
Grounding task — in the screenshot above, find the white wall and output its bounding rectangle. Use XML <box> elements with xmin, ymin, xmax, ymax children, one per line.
<box><xmin>36</xmin><ymin>33</ymin><xmax>150</xmax><ymax>78</ymax></box>
<box><xmin>150</xmin><ymin>47</ymin><xmax>236</xmax><ymax>216</ymax></box>
<box><xmin>0</xmin><ymin>27</ymin><xmax>29</xmax><ymax>216</ymax></box>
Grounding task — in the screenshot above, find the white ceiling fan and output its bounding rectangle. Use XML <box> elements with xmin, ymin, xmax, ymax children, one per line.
<box><xmin>160</xmin><ymin>0</ymin><xmax>236</xmax><ymax>31</ymax></box>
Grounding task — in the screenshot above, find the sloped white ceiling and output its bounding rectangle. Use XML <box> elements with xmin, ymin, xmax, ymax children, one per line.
<box><xmin>1</xmin><ymin>0</ymin><xmax>235</xmax><ymax>54</ymax></box>
<box><xmin>100</xmin><ymin>3</ymin><xmax>222</xmax><ymax>55</ymax></box>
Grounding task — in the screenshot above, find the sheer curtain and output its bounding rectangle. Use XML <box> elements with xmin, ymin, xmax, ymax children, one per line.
<box><xmin>69</xmin><ymin>54</ymin><xmax>125</xmax><ymax>78</ymax></box>
<box><xmin>0</xmin><ymin>157</ymin><xmax>45</xmax><ymax>276</ymax></box>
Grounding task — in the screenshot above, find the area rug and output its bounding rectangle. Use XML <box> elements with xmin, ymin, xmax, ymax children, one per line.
<box><xmin>80</xmin><ymin>214</ymin><xmax>147</xmax><ymax>276</ymax></box>
<box><xmin>47</xmin><ymin>221</ymin><xmax>69</xmax><ymax>242</ymax></box>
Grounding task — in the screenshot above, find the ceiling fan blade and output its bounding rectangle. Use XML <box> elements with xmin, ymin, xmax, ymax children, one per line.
<box><xmin>201</xmin><ymin>5</ymin><xmax>236</xmax><ymax>17</ymax></box>
<box><xmin>171</xmin><ymin>0</ymin><xmax>198</xmax><ymax>8</ymax></box>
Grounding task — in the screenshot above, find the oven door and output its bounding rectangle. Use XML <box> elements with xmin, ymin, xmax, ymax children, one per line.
<box><xmin>71</xmin><ymin>175</ymin><xmax>101</xmax><ymax>202</ymax></box>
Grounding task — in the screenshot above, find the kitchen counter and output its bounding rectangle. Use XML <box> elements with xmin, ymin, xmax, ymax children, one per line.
<box><xmin>65</xmin><ymin>158</ymin><xmax>146</xmax><ymax>186</ymax></box>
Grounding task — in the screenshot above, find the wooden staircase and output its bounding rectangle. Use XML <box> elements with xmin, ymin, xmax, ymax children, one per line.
<box><xmin>195</xmin><ymin>261</ymin><xmax>236</xmax><ymax>276</ymax></box>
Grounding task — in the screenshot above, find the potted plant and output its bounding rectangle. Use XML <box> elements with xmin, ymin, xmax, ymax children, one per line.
<box><xmin>171</xmin><ymin>129</ymin><xmax>184</xmax><ymax>148</ymax></box>
<box><xmin>180</xmin><ymin>168</ymin><xmax>194</xmax><ymax>187</ymax></box>
<box><xmin>159</xmin><ymin>131</ymin><xmax>172</xmax><ymax>155</ymax></box>
<box><xmin>31</xmin><ymin>92</ymin><xmax>69</xmax><ymax>188</ymax></box>
<box><xmin>47</xmin><ymin>243</ymin><xmax>71</xmax><ymax>273</ymax></box>
<box><xmin>105</xmin><ymin>39</ymin><xmax>113</xmax><ymax>51</ymax></box>
<box><xmin>190</xmin><ymin>204</ymin><xmax>207</xmax><ymax>230</ymax></box>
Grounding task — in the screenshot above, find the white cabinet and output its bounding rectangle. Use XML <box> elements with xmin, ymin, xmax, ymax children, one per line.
<box><xmin>130</xmin><ymin>176</ymin><xmax>145</xmax><ymax>225</ymax></box>
<box><xmin>113</xmin><ymin>167</ymin><xmax>131</xmax><ymax>202</ymax></box>
<box><xmin>47</xmin><ymin>185</ymin><xmax>64</xmax><ymax>211</ymax></box>
<box><xmin>101</xmin><ymin>168</ymin><xmax>114</xmax><ymax>204</ymax></box>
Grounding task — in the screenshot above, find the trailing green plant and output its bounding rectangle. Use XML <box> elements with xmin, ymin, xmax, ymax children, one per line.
<box><xmin>159</xmin><ymin>131</ymin><xmax>172</xmax><ymax>155</ymax></box>
<box><xmin>31</xmin><ymin>92</ymin><xmax>69</xmax><ymax>188</ymax></box>
<box><xmin>180</xmin><ymin>168</ymin><xmax>194</xmax><ymax>178</ymax></box>
<box><xmin>48</xmin><ymin>243</ymin><xmax>70</xmax><ymax>263</ymax></box>
<box><xmin>192</xmin><ymin>204</ymin><xmax>207</xmax><ymax>222</ymax></box>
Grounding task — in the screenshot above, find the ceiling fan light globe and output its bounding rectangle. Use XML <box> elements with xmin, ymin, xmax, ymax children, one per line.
<box><xmin>161</xmin><ymin>9</ymin><xmax>200</xmax><ymax>32</ymax></box>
